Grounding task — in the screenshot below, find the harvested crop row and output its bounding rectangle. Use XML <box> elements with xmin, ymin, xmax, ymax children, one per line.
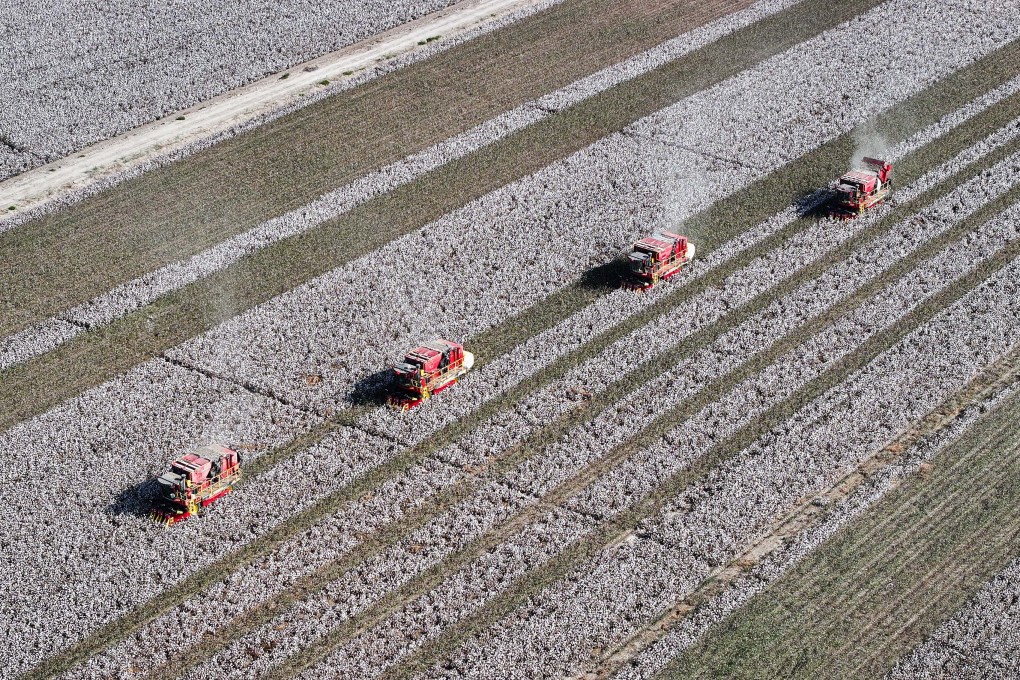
<box><xmin>614</xmin><ymin>352</ymin><xmax>1020</xmax><ymax>680</ymax></box>
<box><xmin>283</xmin><ymin>169</ymin><xmax>1020</xmax><ymax>676</ymax></box>
<box><xmin>417</xmin><ymin>224</ymin><xmax>1020</xmax><ymax>680</ymax></box>
<box><xmin>657</xmin><ymin>362</ymin><xmax>1020</xmax><ymax>679</ymax></box>
<box><xmin>58</xmin><ymin>110</ymin><xmax>1020</xmax><ymax>680</ymax></box>
<box><xmin>886</xmin><ymin>557</ymin><xmax>1020</xmax><ymax>679</ymax></box>
<box><xmin>205</xmin><ymin>143</ymin><xmax>1020</xmax><ymax>680</ymax></box>
<box><xmin>168</xmin><ymin>0</ymin><xmax>1017</xmax><ymax>415</ymax></box>
<box><xmin>63</xmin><ymin>189</ymin><xmax>834</xmax><ymax>680</ymax></box>
<box><xmin>0</xmin><ymin>0</ymin><xmax>803</xmax><ymax>373</ymax></box>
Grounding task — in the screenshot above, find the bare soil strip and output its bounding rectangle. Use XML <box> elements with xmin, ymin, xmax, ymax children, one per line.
<box><xmin>0</xmin><ymin>0</ymin><xmax>755</xmax><ymax>338</ymax></box>
<box><xmin>590</xmin><ymin>346</ymin><xmax>1020</xmax><ymax>679</ymax></box>
<box><xmin>656</xmin><ymin>380</ymin><xmax>1020</xmax><ymax>680</ymax></box>
<box><xmin>25</xmin><ymin>42</ymin><xmax>1012</xmax><ymax>679</ymax></box>
<box><xmin>352</xmin><ymin>157</ymin><xmax>1020</xmax><ymax>680</ymax></box>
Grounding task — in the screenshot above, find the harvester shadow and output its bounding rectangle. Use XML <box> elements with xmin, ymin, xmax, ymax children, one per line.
<box><xmin>348</xmin><ymin>367</ymin><xmax>394</xmax><ymax>407</ymax></box>
<box><xmin>797</xmin><ymin>188</ymin><xmax>836</xmax><ymax>219</ymax></box>
<box><xmin>579</xmin><ymin>258</ymin><xmax>627</xmax><ymax>291</ymax></box>
<box><xmin>108</xmin><ymin>477</ymin><xmax>163</xmax><ymax>519</ymax></box>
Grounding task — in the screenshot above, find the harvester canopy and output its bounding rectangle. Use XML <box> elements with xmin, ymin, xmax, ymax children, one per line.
<box><xmin>624</xmin><ymin>231</ymin><xmax>695</xmax><ymax>290</ymax></box>
<box><xmin>390</xmin><ymin>339</ymin><xmax>474</xmax><ymax>410</ymax></box>
<box><xmin>152</xmin><ymin>444</ymin><xmax>242</xmax><ymax>526</ymax></box>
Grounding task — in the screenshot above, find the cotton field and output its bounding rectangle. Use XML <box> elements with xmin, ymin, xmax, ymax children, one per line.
<box><xmin>3</xmin><ymin>0</ymin><xmax>1020</xmax><ymax>678</ymax></box>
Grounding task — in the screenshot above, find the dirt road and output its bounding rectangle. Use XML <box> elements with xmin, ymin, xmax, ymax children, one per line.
<box><xmin>0</xmin><ymin>0</ymin><xmax>545</xmax><ymax>218</ymax></box>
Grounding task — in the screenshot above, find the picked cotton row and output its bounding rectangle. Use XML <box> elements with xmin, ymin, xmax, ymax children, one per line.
<box><xmin>70</xmin><ymin>174</ymin><xmax>858</xmax><ymax>678</ymax></box>
<box><xmin>60</xmin><ymin>184</ymin><xmax>819</xmax><ymax>679</ymax></box>
<box><xmin>0</xmin><ymin>0</ymin><xmax>468</xmax><ymax>176</ymax></box>
<box><xmin>620</xmin><ymin>377</ymin><xmax>1020</xmax><ymax>680</ymax></box>
<box><xmin>887</xmin><ymin>557</ymin><xmax>1020</xmax><ymax>679</ymax></box>
<box><xmin>429</xmin><ymin>235</ymin><xmax>1020</xmax><ymax>680</ymax></box>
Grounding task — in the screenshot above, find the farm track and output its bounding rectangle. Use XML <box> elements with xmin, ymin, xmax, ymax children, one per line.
<box><xmin>658</xmin><ymin>386</ymin><xmax>1020</xmax><ymax>680</ymax></box>
<box><xmin>364</xmin><ymin>184</ymin><xmax>1020</xmax><ymax>680</ymax></box>
<box><xmin>34</xmin><ymin>53</ymin><xmax>1020</xmax><ymax>680</ymax></box>
<box><xmin>0</xmin><ymin>0</ymin><xmax>905</xmax><ymax>432</ymax></box>
<box><xmin>0</xmin><ymin>0</ymin><xmax>760</xmax><ymax>338</ymax></box>
<box><xmin>5</xmin><ymin>28</ymin><xmax>1019</xmax><ymax>437</ymax></box>
<box><xmin>590</xmin><ymin>345</ymin><xmax>1020</xmax><ymax>680</ymax></box>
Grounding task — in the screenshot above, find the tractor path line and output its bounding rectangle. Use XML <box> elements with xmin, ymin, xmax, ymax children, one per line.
<box><xmin>0</xmin><ymin>0</ymin><xmax>805</xmax><ymax>372</ymax></box>
<box><xmin>594</xmin><ymin>347</ymin><xmax>1020</xmax><ymax>679</ymax></box>
<box><xmin>388</xmin><ymin>212</ymin><xmax>1020</xmax><ymax>680</ymax></box>
<box><xmin>238</xmin><ymin>136</ymin><xmax>1020</xmax><ymax>676</ymax></box>
<box><xmin>0</xmin><ymin>0</ymin><xmax>547</xmax><ymax>222</ymax></box>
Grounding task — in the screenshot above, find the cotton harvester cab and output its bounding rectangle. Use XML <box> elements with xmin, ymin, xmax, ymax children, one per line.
<box><xmin>830</xmin><ymin>157</ymin><xmax>892</xmax><ymax>218</ymax></box>
<box><xmin>151</xmin><ymin>444</ymin><xmax>242</xmax><ymax>526</ymax></box>
<box><xmin>623</xmin><ymin>231</ymin><xmax>696</xmax><ymax>290</ymax></box>
<box><xmin>388</xmin><ymin>339</ymin><xmax>474</xmax><ymax>411</ymax></box>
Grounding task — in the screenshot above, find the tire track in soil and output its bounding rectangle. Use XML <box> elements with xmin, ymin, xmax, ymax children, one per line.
<box><xmin>257</xmin><ymin>133</ymin><xmax>1020</xmax><ymax>679</ymax></box>
<box><xmin>149</xmin><ymin>111</ymin><xmax>1020</xmax><ymax>680</ymax></box>
<box><xmin>658</xmin><ymin>388</ymin><xmax>1020</xmax><ymax>680</ymax></box>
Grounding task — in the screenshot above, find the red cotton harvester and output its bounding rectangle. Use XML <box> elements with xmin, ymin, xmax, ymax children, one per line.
<box><xmin>388</xmin><ymin>339</ymin><xmax>474</xmax><ymax>411</ymax></box>
<box><xmin>151</xmin><ymin>444</ymin><xmax>242</xmax><ymax>526</ymax></box>
<box><xmin>623</xmin><ymin>231</ymin><xmax>696</xmax><ymax>290</ymax></box>
<box><xmin>829</xmin><ymin>157</ymin><xmax>893</xmax><ymax>218</ymax></box>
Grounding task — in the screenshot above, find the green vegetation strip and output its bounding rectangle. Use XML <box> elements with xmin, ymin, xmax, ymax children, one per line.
<box><xmin>0</xmin><ymin>0</ymin><xmax>881</xmax><ymax>434</ymax></box>
<box><xmin>590</xmin><ymin>346</ymin><xmax>1020</xmax><ymax>679</ymax></box>
<box><xmin>659</xmin><ymin>387</ymin><xmax>1020</xmax><ymax>680</ymax></box>
<box><xmin>372</xmin><ymin>152</ymin><xmax>1020</xmax><ymax>680</ymax></box>
<box><xmin>25</xmin><ymin>37</ymin><xmax>1020</xmax><ymax>680</ymax></box>
<box><xmin>0</xmin><ymin>0</ymin><xmax>755</xmax><ymax>337</ymax></box>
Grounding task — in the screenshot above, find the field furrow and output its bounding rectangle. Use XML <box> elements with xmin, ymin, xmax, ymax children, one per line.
<box><xmin>886</xmin><ymin>557</ymin><xmax>1020</xmax><ymax>679</ymax></box>
<box><xmin>11</xmin><ymin>9</ymin><xmax>1020</xmax><ymax>680</ymax></box>
<box><xmin>604</xmin><ymin>345</ymin><xmax>1020</xmax><ymax>680</ymax></box>
<box><xmin>656</xmin><ymin>379</ymin><xmax>1020</xmax><ymax>679</ymax></box>
<box><xmin>213</xmin><ymin>142</ymin><xmax>1020</xmax><ymax>676</ymax></box>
